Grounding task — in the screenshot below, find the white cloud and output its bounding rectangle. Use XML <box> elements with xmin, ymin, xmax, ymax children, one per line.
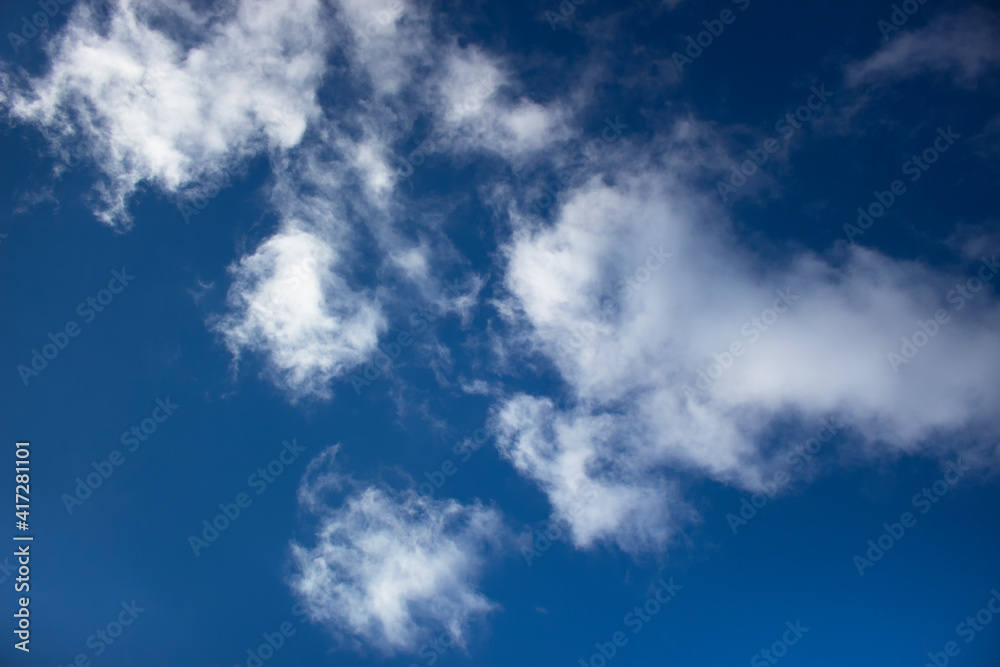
<box><xmin>493</xmin><ymin>153</ymin><xmax>1000</xmax><ymax>550</ymax></box>
<box><xmin>492</xmin><ymin>395</ymin><xmax>688</xmax><ymax>552</ymax></box>
<box><xmin>4</xmin><ymin>0</ymin><xmax>329</xmax><ymax>226</ymax></box>
<box><xmin>847</xmin><ymin>8</ymin><xmax>1000</xmax><ymax>88</ymax></box>
<box><xmin>432</xmin><ymin>46</ymin><xmax>571</xmax><ymax>157</ymax></box>
<box><xmin>214</xmin><ymin>228</ymin><xmax>384</xmax><ymax>401</ymax></box>
<box><xmin>333</xmin><ymin>0</ymin><xmax>429</xmax><ymax>97</ymax></box>
<box><xmin>351</xmin><ymin>135</ymin><xmax>397</xmax><ymax>201</ymax></box>
<box><xmin>331</xmin><ymin>2</ymin><xmax>571</xmax><ymax>158</ymax></box>
<box><xmin>288</xmin><ymin>445</ymin><xmax>506</xmax><ymax>655</ymax></box>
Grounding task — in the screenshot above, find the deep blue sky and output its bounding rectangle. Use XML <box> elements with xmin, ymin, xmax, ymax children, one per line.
<box><xmin>2</xmin><ymin>0</ymin><xmax>1000</xmax><ymax>665</ymax></box>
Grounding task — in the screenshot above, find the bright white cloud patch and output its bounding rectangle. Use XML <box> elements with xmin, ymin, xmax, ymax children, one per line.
<box><xmin>494</xmin><ymin>164</ymin><xmax>1000</xmax><ymax>550</ymax></box>
<box><xmin>214</xmin><ymin>229</ymin><xmax>384</xmax><ymax>400</ymax></box>
<box><xmin>289</xmin><ymin>446</ymin><xmax>505</xmax><ymax>654</ymax></box>
<box><xmin>4</xmin><ymin>0</ymin><xmax>329</xmax><ymax>226</ymax></box>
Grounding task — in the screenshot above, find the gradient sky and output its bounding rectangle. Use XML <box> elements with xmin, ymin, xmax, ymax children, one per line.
<box><xmin>2</xmin><ymin>0</ymin><xmax>1000</xmax><ymax>666</ymax></box>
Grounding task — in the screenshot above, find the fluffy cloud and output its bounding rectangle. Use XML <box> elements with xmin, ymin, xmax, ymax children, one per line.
<box><xmin>492</xmin><ymin>154</ymin><xmax>1000</xmax><ymax>551</ymax></box>
<box><xmin>288</xmin><ymin>446</ymin><xmax>506</xmax><ymax>654</ymax></box>
<box><xmin>214</xmin><ymin>228</ymin><xmax>384</xmax><ymax>400</ymax></box>
<box><xmin>3</xmin><ymin>0</ymin><xmax>329</xmax><ymax>226</ymax></box>
<box><xmin>847</xmin><ymin>8</ymin><xmax>1000</xmax><ymax>88</ymax></box>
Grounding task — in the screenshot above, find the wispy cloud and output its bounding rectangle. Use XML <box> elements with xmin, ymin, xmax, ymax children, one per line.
<box><xmin>288</xmin><ymin>445</ymin><xmax>507</xmax><ymax>655</ymax></box>
<box><xmin>846</xmin><ymin>8</ymin><xmax>1000</xmax><ymax>88</ymax></box>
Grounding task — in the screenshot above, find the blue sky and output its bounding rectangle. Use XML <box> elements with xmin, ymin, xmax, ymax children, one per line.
<box><xmin>2</xmin><ymin>0</ymin><xmax>1000</xmax><ymax>665</ymax></box>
